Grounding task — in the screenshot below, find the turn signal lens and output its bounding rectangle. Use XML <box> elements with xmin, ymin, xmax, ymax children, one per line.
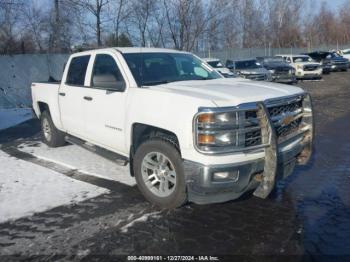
<box><xmin>198</xmin><ymin>134</ymin><xmax>215</xmax><ymax>144</ymax></box>
<box><xmin>198</xmin><ymin>113</ymin><xmax>214</xmax><ymax>123</ymax></box>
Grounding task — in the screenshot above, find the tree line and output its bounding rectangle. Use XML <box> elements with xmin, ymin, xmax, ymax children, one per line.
<box><xmin>1</xmin><ymin>0</ymin><xmax>350</xmax><ymax>55</ymax></box>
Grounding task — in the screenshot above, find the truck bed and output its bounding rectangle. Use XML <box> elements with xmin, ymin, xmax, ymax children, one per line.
<box><xmin>31</xmin><ymin>82</ymin><xmax>60</xmax><ymax>121</ymax></box>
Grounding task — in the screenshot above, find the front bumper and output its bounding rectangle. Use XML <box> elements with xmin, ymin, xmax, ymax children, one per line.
<box><xmin>271</xmin><ymin>74</ymin><xmax>297</xmax><ymax>84</ymax></box>
<box><xmin>331</xmin><ymin>64</ymin><xmax>348</xmax><ymax>71</ymax></box>
<box><xmin>184</xmin><ymin>101</ymin><xmax>314</xmax><ymax>205</ymax></box>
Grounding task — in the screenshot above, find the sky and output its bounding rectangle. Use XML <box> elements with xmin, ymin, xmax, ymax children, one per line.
<box><xmin>307</xmin><ymin>0</ymin><xmax>347</xmax><ymax>13</ymax></box>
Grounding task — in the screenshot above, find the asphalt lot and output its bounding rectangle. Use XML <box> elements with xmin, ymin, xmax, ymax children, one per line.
<box><xmin>1</xmin><ymin>73</ymin><xmax>350</xmax><ymax>260</ymax></box>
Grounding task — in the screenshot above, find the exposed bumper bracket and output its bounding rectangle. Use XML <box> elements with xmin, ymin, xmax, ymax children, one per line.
<box><xmin>253</xmin><ymin>102</ymin><xmax>279</xmax><ymax>199</ymax></box>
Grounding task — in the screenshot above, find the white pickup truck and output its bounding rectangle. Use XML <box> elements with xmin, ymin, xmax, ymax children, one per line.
<box><xmin>277</xmin><ymin>54</ymin><xmax>322</xmax><ymax>80</ymax></box>
<box><xmin>31</xmin><ymin>48</ymin><xmax>314</xmax><ymax>208</ymax></box>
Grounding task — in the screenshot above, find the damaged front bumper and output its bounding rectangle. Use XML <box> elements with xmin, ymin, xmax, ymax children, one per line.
<box><xmin>185</xmin><ymin>96</ymin><xmax>314</xmax><ymax>205</ymax></box>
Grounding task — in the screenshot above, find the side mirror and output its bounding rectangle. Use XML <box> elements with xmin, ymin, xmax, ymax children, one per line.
<box><xmin>92</xmin><ymin>74</ymin><xmax>126</xmax><ymax>91</ymax></box>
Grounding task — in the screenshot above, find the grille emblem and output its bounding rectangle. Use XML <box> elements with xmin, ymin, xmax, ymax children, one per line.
<box><xmin>281</xmin><ymin>114</ymin><xmax>294</xmax><ymax>126</ymax></box>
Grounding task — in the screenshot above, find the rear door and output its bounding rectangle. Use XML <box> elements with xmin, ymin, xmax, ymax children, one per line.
<box><xmin>59</xmin><ymin>55</ymin><xmax>91</xmax><ymax>138</ymax></box>
<box><xmin>83</xmin><ymin>52</ymin><xmax>129</xmax><ymax>154</ymax></box>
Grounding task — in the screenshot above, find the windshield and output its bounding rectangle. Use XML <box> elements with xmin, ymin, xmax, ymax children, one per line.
<box><xmin>207</xmin><ymin>60</ymin><xmax>223</xmax><ymax>68</ymax></box>
<box><xmin>235</xmin><ymin>60</ymin><xmax>262</xmax><ymax>70</ymax></box>
<box><xmin>122</xmin><ymin>52</ymin><xmax>222</xmax><ymax>86</ymax></box>
<box><xmin>293</xmin><ymin>56</ymin><xmax>313</xmax><ymax>62</ymax></box>
<box><xmin>329</xmin><ymin>52</ymin><xmax>341</xmax><ymax>58</ymax></box>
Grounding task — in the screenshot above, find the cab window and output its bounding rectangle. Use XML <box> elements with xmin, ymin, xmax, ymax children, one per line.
<box><xmin>91</xmin><ymin>54</ymin><xmax>126</xmax><ymax>91</ymax></box>
<box><xmin>66</xmin><ymin>55</ymin><xmax>90</xmax><ymax>86</ymax></box>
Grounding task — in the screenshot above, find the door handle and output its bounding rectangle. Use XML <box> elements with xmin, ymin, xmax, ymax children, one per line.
<box><xmin>83</xmin><ymin>96</ymin><xmax>93</xmax><ymax>101</ymax></box>
<box><xmin>59</xmin><ymin>92</ymin><xmax>66</xmax><ymax>96</ymax></box>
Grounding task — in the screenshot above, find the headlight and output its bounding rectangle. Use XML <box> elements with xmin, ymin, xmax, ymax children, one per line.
<box><xmin>297</xmin><ymin>65</ymin><xmax>303</xmax><ymax>70</ymax></box>
<box><xmin>269</xmin><ymin>69</ymin><xmax>275</xmax><ymax>74</ymax></box>
<box><xmin>194</xmin><ymin>109</ymin><xmax>262</xmax><ymax>153</ymax></box>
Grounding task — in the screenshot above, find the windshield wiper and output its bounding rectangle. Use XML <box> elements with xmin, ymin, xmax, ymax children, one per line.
<box><xmin>141</xmin><ymin>80</ymin><xmax>172</xmax><ymax>86</ymax></box>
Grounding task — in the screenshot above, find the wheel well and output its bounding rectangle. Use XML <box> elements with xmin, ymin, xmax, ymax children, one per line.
<box><xmin>37</xmin><ymin>102</ymin><xmax>50</xmax><ymax>116</ymax></box>
<box><xmin>129</xmin><ymin>123</ymin><xmax>180</xmax><ymax>177</ymax></box>
<box><xmin>131</xmin><ymin>123</ymin><xmax>180</xmax><ymax>153</ymax></box>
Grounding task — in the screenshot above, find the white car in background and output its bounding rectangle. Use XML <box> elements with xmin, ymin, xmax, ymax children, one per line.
<box><xmin>277</xmin><ymin>54</ymin><xmax>322</xmax><ymax>80</ymax></box>
<box><xmin>203</xmin><ymin>58</ymin><xmax>235</xmax><ymax>78</ymax></box>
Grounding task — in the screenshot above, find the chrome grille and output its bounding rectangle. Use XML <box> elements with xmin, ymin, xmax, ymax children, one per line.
<box><xmin>275</xmin><ymin>117</ymin><xmax>302</xmax><ymax>137</ymax></box>
<box><xmin>245</xmin><ymin>110</ymin><xmax>262</xmax><ymax>147</ymax></box>
<box><xmin>268</xmin><ymin>100</ymin><xmax>303</xmax><ymax>118</ymax></box>
<box><xmin>245</xmin><ymin>74</ymin><xmax>267</xmax><ymax>81</ymax></box>
<box><xmin>243</xmin><ymin>97</ymin><xmax>304</xmax><ymax>147</ymax></box>
<box><xmin>267</xmin><ymin>98</ymin><xmax>304</xmax><ymax>138</ymax></box>
<box><xmin>304</xmin><ymin>65</ymin><xmax>318</xmax><ymax>71</ymax></box>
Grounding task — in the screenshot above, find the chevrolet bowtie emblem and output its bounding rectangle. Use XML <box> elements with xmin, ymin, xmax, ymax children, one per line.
<box><xmin>281</xmin><ymin>115</ymin><xmax>294</xmax><ymax>126</ymax></box>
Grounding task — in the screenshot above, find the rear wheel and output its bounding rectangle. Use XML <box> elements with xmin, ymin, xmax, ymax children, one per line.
<box><xmin>41</xmin><ymin>111</ymin><xmax>66</xmax><ymax>147</ymax></box>
<box><xmin>133</xmin><ymin>138</ymin><xmax>187</xmax><ymax>208</ymax></box>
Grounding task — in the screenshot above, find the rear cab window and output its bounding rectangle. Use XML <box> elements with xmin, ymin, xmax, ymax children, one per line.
<box><xmin>66</xmin><ymin>55</ymin><xmax>91</xmax><ymax>86</ymax></box>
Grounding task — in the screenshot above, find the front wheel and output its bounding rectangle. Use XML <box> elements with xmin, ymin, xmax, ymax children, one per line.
<box><xmin>133</xmin><ymin>138</ymin><xmax>187</xmax><ymax>209</ymax></box>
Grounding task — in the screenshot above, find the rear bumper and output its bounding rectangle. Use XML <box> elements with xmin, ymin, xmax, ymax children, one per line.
<box><xmin>184</xmin><ymin>101</ymin><xmax>314</xmax><ymax>205</ymax></box>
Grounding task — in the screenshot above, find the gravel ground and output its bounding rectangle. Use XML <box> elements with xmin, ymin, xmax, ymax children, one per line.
<box><xmin>1</xmin><ymin>73</ymin><xmax>350</xmax><ymax>261</ymax></box>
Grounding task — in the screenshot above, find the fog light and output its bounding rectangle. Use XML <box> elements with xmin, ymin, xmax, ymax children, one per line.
<box><xmin>213</xmin><ymin>171</ymin><xmax>239</xmax><ymax>182</ymax></box>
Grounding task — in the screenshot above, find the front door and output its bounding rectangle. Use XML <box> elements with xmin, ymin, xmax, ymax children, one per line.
<box><xmin>83</xmin><ymin>53</ymin><xmax>128</xmax><ymax>155</ymax></box>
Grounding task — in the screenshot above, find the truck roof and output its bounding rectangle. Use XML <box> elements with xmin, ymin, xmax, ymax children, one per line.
<box><xmin>71</xmin><ymin>47</ymin><xmax>189</xmax><ymax>56</ymax></box>
<box><xmin>116</xmin><ymin>47</ymin><xmax>188</xmax><ymax>54</ymax></box>
<box><xmin>276</xmin><ymin>54</ymin><xmax>309</xmax><ymax>57</ymax></box>
<box><xmin>202</xmin><ymin>58</ymin><xmax>221</xmax><ymax>62</ymax></box>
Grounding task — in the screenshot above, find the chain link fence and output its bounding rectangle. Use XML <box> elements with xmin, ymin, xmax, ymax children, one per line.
<box><xmin>194</xmin><ymin>44</ymin><xmax>350</xmax><ymax>61</ymax></box>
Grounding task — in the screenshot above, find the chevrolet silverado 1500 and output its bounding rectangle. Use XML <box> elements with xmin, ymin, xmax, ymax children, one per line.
<box><xmin>31</xmin><ymin>48</ymin><xmax>314</xmax><ymax>208</ymax></box>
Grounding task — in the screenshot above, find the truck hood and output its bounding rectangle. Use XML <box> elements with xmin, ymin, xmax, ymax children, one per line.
<box><xmin>147</xmin><ymin>78</ymin><xmax>304</xmax><ymax>107</ymax></box>
<box><xmin>236</xmin><ymin>67</ymin><xmax>269</xmax><ymax>75</ymax></box>
<box><xmin>264</xmin><ymin>62</ymin><xmax>293</xmax><ymax>70</ymax></box>
<box><xmin>294</xmin><ymin>62</ymin><xmax>320</xmax><ymax>66</ymax></box>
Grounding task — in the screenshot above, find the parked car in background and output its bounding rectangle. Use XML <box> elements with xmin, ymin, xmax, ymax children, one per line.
<box><xmin>339</xmin><ymin>49</ymin><xmax>350</xmax><ymax>62</ymax></box>
<box><xmin>31</xmin><ymin>47</ymin><xmax>314</xmax><ymax>208</ymax></box>
<box><xmin>256</xmin><ymin>56</ymin><xmax>297</xmax><ymax>84</ymax></box>
<box><xmin>277</xmin><ymin>54</ymin><xmax>322</xmax><ymax>80</ymax></box>
<box><xmin>203</xmin><ymin>58</ymin><xmax>235</xmax><ymax>78</ymax></box>
<box><xmin>307</xmin><ymin>51</ymin><xmax>348</xmax><ymax>72</ymax></box>
<box><xmin>303</xmin><ymin>52</ymin><xmax>332</xmax><ymax>74</ymax></box>
<box><xmin>226</xmin><ymin>59</ymin><xmax>272</xmax><ymax>81</ymax></box>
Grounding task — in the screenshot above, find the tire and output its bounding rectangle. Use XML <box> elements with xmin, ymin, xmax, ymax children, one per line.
<box><xmin>40</xmin><ymin>111</ymin><xmax>66</xmax><ymax>147</ymax></box>
<box><xmin>133</xmin><ymin>138</ymin><xmax>187</xmax><ymax>209</ymax></box>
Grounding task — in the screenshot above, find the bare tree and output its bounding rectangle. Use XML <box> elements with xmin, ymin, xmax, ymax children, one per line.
<box><xmin>112</xmin><ymin>0</ymin><xmax>130</xmax><ymax>46</ymax></box>
<box><xmin>146</xmin><ymin>1</ymin><xmax>167</xmax><ymax>47</ymax></box>
<box><xmin>163</xmin><ymin>0</ymin><xmax>220</xmax><ymax>51</ymax></box>
<box><xmin>68</xmin><ymin>0</ymin><xmax>110</xmax><ymax>47</ymax></box>
<box><xmin>0</xmin><ymin>0</ymin><xmax>25</xmax><ymax>54</ymax></box>
<box><xmin>20</xmin><ymin>1</ymin><xmax>49</xmax><ymax>52</ymax></box>
<box><xmin>129</xmin><ymin>0</ymin><xmax>155</xmax><ymax>47</ymax></box>
<box><xmin>265</xmin><ymin>0</ymin><xmax>304</xmax><ymax>48</ymax></box>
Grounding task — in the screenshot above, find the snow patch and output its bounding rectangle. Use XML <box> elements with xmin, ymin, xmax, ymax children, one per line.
<box><xmin>0</xmin><ymin>150</ymin><xmax>108</xmax><ymax>223</ymax></box>
<box><xmin>0</xmin><ymin>108</ymin><xmax>33</xmax><ymax>130</ymax></box>
<box><xmin>120</xmin><ymin>211</ymin><xmax>161</xmax><ymax>233</ymax></box>
<box><xmin>18</xmin><ymin>141</ymin><xmax>136</xmax><ymax>186</ymax></box>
